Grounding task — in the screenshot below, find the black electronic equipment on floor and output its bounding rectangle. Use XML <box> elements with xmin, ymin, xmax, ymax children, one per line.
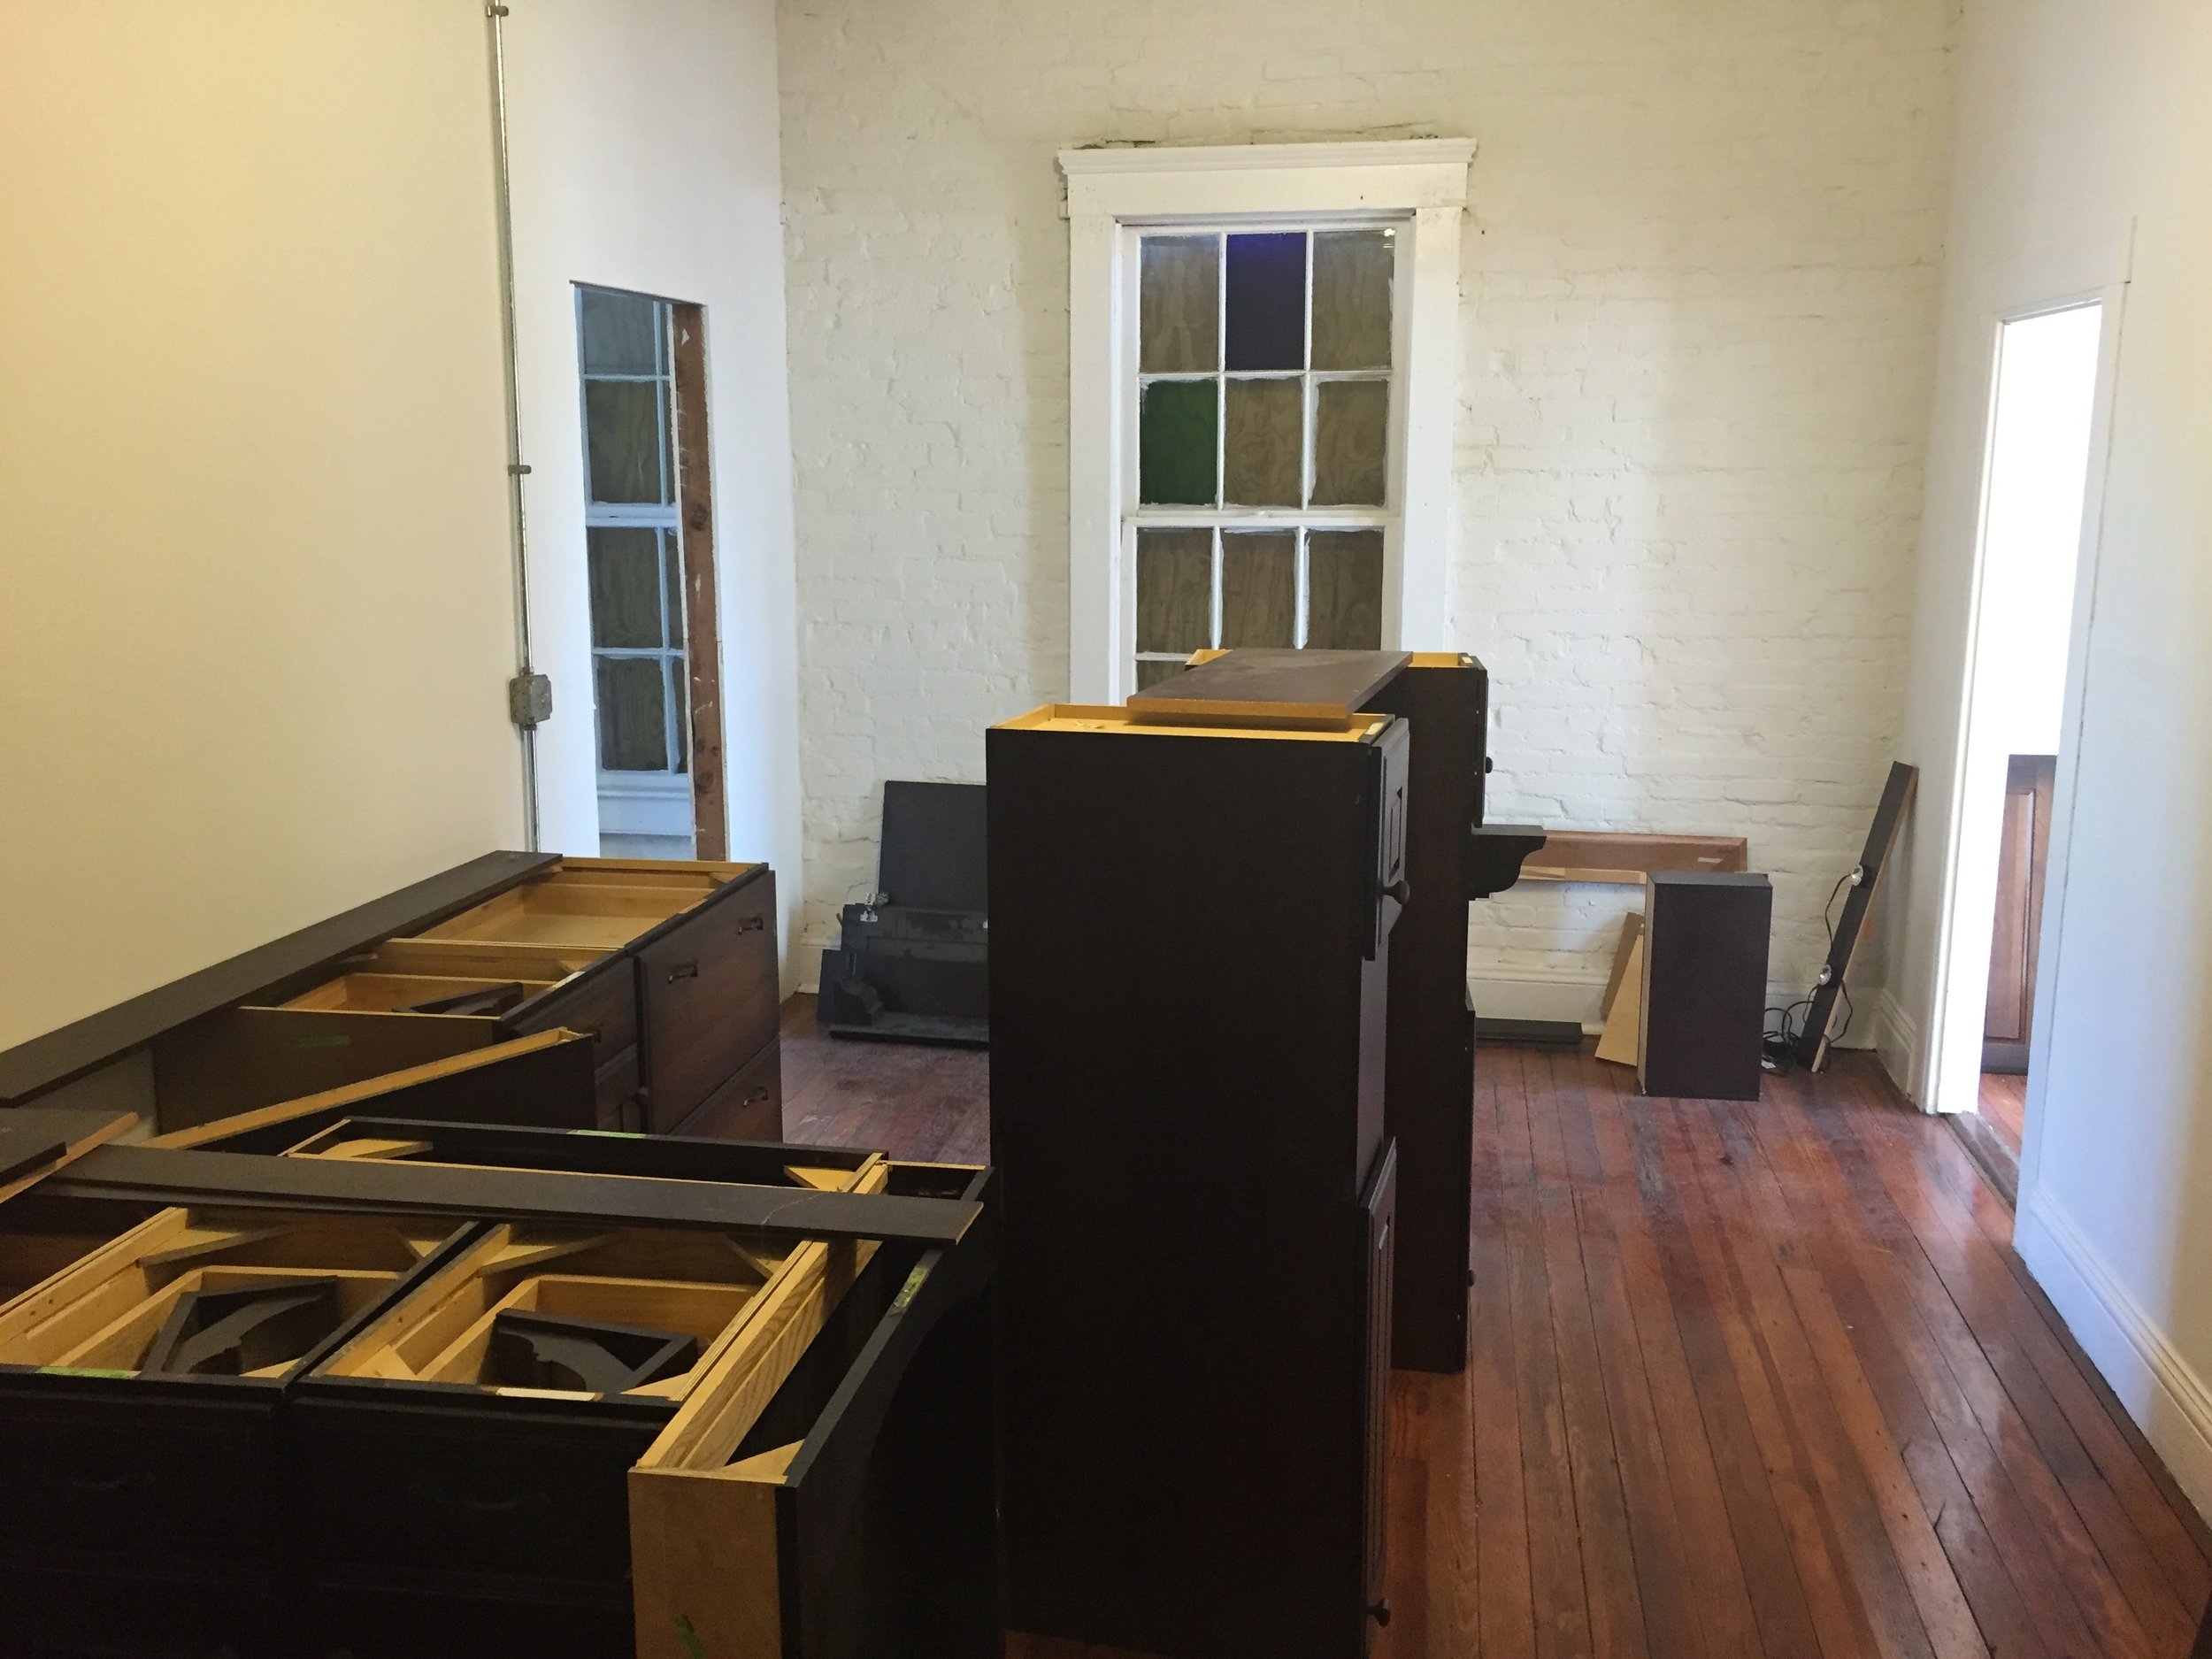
<box><xmin>818</xmin><ymin>780</ymin><xmax>989</xmax><ymax>1045</ymax></box>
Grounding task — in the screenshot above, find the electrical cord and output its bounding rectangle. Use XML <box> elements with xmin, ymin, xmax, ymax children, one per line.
<box><xmin>1763</xmin><ymin>872</ymin><xmax>1856</xmax><ymax>1070</ymax></box>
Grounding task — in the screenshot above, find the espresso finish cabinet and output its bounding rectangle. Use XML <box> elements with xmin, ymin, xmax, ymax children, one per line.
<box><xmin>1133</xmin><ymin>649</ymin><xmax>1539</xmax><ymax>1374</ymax></box>
<box><xmin>0</xmin><ymin>1117</ymin><xmax>995</xmax><ymax>1659</ymax></box>
<box><xmin>0</xmin><ymin>856</ymin><xmax>783</xmax><ymax>1142</ymax></box>
<box><xmin>989</xmin><ymin>701</ymin><xmax>1408</xmax><ymax>1659</ymax></box>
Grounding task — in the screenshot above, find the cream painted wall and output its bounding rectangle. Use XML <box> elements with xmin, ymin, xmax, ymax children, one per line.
<box><xmin>0</xmin><ymin>3</ymin><xmax>525</xmax><ymax>1051</ymax></box>
<box><xmin>1882</xmin><ymin>0</ymin><xmax>2212</xmax><ymax>1516</ymax></box>
<box><xmin>501</xmin><ymin>0</ymin><xmax>806</xmax><ymax>987</ymax></box>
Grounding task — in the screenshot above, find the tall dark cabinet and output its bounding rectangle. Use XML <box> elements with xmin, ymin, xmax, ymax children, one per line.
<box><xmin>1131</xmin><ymin>649</ymin><xmax>1543</xmax><ymax>1373</ymax></box>
<box><xmin>989</xmin><ymin>701</ymin><xmax>1409</xmax><ymax>1658</ymax></box>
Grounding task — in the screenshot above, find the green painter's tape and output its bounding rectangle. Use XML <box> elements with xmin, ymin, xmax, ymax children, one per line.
<box><xmin>573</xmin><ymin>1128</ymin><xmax>647</xmax><ymax>1140</ymax></box>
<box><xmin>288</xmin><ymin>1033</ymin><xmax>351</xmax><ymax>1048</ymax></box>
<box><xmin>891</xmin><ymin>1261</ymin><xmax>932</xmax><ymax>1313</ymax></box>
<box><xmin>37</xmin><ymin>1366</ymin><xmax>133</xmax><ymax>1379</ymax></box>
<box><xmin>673</xmin><ymin>1613</ymin><xmax>707</xmax><ymax>1659</ymax></box>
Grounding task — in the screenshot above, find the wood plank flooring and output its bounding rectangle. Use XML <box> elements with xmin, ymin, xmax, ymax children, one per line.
<box><xmin>1980</xmin><ymin>1071</ymin><xmax>2029</xmax><ymax>1156</ymax></box>
<box><xmin>776</xmin><ymin>997</ymin><xmax>2212</xmax><ymax>1659</ymax></box>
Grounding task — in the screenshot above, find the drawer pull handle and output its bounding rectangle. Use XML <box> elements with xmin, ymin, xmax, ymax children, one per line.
<box><xmin>745</xmin><ymin>1087</ymin><xmax>770</xmax><ymax>1105</ymax></box>
<box><xmin>735</xmin><ymin>914</ymin><xmax>766</xmax><ymax>933</ymax></box>
<box><xmin>1370</xmin><ymin>1599</ymin><xmax>1393</xmax><ymax>1627</ymax></box>
<box><xmin>416</xmin><ymin>1483</ymin><xmax>552</xmax><ymax>1516</ymax></box>
<box><xmin>42</xmin><ymin>1470</ymin><xmax>153</xmax><ymax>1498</ymax></box>
<box><xmin>666</xmin><ymin>962</ymin><xmax>701</xmax><ymax>983</ymax></box>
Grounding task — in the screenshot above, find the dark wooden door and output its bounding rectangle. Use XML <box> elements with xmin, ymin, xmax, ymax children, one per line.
<box><xmin>1984</xmin><ymin>754</ymin><xmax>2055</xmax><ymax>1072</ymax></box>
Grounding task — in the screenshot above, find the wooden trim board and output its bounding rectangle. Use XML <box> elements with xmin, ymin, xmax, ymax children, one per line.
<box><xmin>52</xmin><ymin>1144</ymin><xmax>981</xmax><ymax>1248</ymax></box>
<box><xmin>1520</xmin><ymin>831</ymin><xmax>1749</xmax><ymax>885</ymax></box>
<box><xmin>1795</xmin><ymin>762</ymin><xmax>1918</xmax><ymax>1071</ymax></box>
<box><xmin>670</xmin><ymin>301</ymin><xmax>727</xmax><ymax>861</ymax></box>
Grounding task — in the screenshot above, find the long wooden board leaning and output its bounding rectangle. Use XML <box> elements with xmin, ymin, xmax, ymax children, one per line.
<box><xmin>1794</xmin><ymin>762</ymin><xmax>1918</xmax><ymax>1071</ymax></box>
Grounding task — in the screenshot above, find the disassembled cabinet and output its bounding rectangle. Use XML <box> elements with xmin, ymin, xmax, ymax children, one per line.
<box><xmin>0</xmin><ymin>1110</ymin><xmax>995</xmax><ymax>1659</ymax></box>
<box><xmin>0</xmin><ymin>852</ymin><xmax>784</xmax><ymax>1141</ymax></box>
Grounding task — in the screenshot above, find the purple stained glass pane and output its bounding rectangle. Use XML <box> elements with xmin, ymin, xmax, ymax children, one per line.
<box><xmin>1225</xmin><ymin>233</ymin><xmax>1307</xmax><ymax>372</ymax></box>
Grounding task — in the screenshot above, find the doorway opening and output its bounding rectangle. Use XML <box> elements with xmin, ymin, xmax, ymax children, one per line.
<box><xmin>1935</xmin><ymin>301</ymin><xmax>2106</xmax><ymax>1169</ymax></box>
<box><xmin>575</xmin><ymin>286</ymin><xmax>726</xmax><ymax>860</ymax></box>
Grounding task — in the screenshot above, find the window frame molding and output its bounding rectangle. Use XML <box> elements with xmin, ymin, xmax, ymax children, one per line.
<box><xmin>1060</xmin><ymin>138</ymin><xmax>1473</xmax><ymax>702</ymax></box>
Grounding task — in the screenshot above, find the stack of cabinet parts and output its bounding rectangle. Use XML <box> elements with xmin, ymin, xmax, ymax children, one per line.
<box><xmin>988</xmin><ymin>699</ymin><xmax>1408</xmax><ymax>1658</ymax></box>
<box><xmin>1132</xmin><ymin>648</ymin><xmax>1546</xmax><ymax>1374</ymax></box>
<box><xmin>4</xmin><ymin>1109</ymin><xmax>997</xmax><ymax>1659</ymax></box>
<box><xmin>0</xmin><ymin>853</ymin><xmax>782</xmax><ymax>1142</ymax></box>
<box><xmin>0</xmin><ymin>1194</ymin><xmax>475</xmax><ymax>1655</ymax></box>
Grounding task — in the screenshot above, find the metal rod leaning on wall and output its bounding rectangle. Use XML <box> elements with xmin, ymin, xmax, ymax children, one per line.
<box><xmin>487</xmin><ymin>0</ymin><xmax>541</xmax><ymax>850</ymax></box>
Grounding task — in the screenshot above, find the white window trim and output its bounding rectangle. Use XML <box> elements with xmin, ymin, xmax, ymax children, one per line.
<box><xmin>1060</xmin><ymin>138</ymin><xmax>1474</xmax><ymax>702</ymax></box>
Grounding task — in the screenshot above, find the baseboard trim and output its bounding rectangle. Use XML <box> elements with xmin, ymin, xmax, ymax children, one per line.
<box><xmin>1467</xmin><ymin>972</ymin><xmax>1880</xmax><ymax>1046</ymax></box>
<box><xmin>795</xmin><ymin>929</ymin><xmax>840</xmax><ymax>997</ymax></box>
<box><xmin>2016</xmin><ymin>1189</ymin><xmax>2212</xmax><ymax>1525</ymax></box>
<box><xmin>1874</xmin><ymin>987</ymin><xmax>1923</xmax><ymax>1105</ymax></box>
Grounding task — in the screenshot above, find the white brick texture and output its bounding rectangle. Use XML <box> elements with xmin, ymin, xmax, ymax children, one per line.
<box><xmin>778</xmin><ymin>0</ymin><xmax>1956</xmax><ymax>1013</ymax></box>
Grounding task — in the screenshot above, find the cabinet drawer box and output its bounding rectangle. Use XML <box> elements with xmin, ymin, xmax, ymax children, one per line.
<box><xmin>665</xmin><ymin>1035</ymin><xmax>780</xmax><ymax>1141</ymax></box>
<box><xmin>0</xmin><ymin>1198</ymin><xmax>473</xmax><ymax>1651</ymax></box>
<box><xmin>414</xmin><ymin>863</ymin><xmax>730</xmax><ymax>952</ymax></box>
<box><xmin>289</xmin><ymin>1181</ymin><xmax>887</xmax><ymax>1653</ymax></box>
<box><xmin>631</xmin><ymin>1164</ymin><xmax>997</xmax><ymax>1659</ymax></box>
<box><xmin>638</xmin><ymin>871</ymin><xmax>779</xmax><ymax>1130</ymax></box>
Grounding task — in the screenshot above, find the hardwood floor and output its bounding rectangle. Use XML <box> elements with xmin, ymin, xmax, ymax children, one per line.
<box><xmin>777</xmin><ymin>996</ymin><xmax>2212</xmax><ymax>1659</ymax></box>
<box><xmin>1980</xmin><ymin>1070</ymin><xmax>2029</xmax><ymax>1156</ymax></box>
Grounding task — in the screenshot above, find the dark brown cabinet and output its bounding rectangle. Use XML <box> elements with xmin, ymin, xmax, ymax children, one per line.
<box><xmin>0</xmin><ymin>854</ymin><xmax>783</xmax><ymax>1143</ymax></box>
<box><xmin>989</xmin><ymin>700</ymin><xmax>1407</xmax><ymax>1658</ymax></box>
<box><xmin>0</xmin><ymin>1116</ymin><xmax>996</xmax><ymax>1659</ymax></box>
<box><xmin>1130</xmin><ymin>649</ymin><xmax>1541</xmax><ymax>1374</ymax></box>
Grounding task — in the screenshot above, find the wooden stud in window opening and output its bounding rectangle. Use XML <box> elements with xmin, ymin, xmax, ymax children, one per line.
<box><xmin>670</xmin><ymin>303</ymin><xmax>726</xmax><ymax>859</ymax></box>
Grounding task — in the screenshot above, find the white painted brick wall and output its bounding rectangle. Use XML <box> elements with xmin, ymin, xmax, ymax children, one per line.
<box><xmin>778</xmin><ymin>0</ymin><xmax>1955</xmax><ymax>1024</ymax></box>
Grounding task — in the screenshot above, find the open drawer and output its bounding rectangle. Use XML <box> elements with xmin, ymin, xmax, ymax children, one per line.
<box><xmin>284</xmin><ymin>1162</ymin><xmax>896</xmax><ymax>1659</ymax></box>
<box><xmin>0</xmin><ymin>1199</ymin><xmax>473</xmax><ymax>1654</ymax></box>
<box><xmin>630</xmin><ymin>1163</ymin><xmax>998</xmax><ymax>1659</ymax></box>
<box><xmin>408</xmin><ymin>859</ymin><xmax>738</xmax><ymax>951</ymax></box>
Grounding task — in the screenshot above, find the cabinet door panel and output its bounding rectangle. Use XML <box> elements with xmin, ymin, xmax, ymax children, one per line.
<box><xmin>667</xmin><ymin>1040</ymin><xmax>781</xmax><ymax>1142</ymax></box>
<box><xmin>637</xmin><ymin>872</ymin><xmax>778</xmax><ymax>1132</ymax></box>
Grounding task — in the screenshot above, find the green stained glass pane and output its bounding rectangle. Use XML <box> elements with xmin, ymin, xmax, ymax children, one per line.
<box><xmin>1136</xmin><ymin>527</ymin><xmax>1213</xmax><ymax>655</ymax></box>
<box><xmin>596</xmin><ymin>655</ymin><xmax>669</xmax><ymax>771</ymax></box>
<box><xmin>1311</xmin><ymin>380</ymin><xmax>1389</xmax><ymax>506</ymax></box>
<box><xmin>1222</xmin><ymin>378</ymin><xmax>1302</xmax><ymax>507</ymax></box>
<box><xmin>1307</xmin><ymin>530</ymin><xmax>1385</xmax><ymax>650</ymax></box>
<box><xmin>585</xmin><ymin>380</ymin><xmax>663</xmax><ymax>503</ymax></box>
<box><xmin>1135</xmin><ymin>657</ymin><xmax>1187</xmax><ymax>691</ymax></box>
<box><xmin>1141</xmin><ymin>237</ymin><xmax>1219</xmax><ymax>373</ymax></box>
<box><xmin>1220</xmin><ymin>532</ymin><xmax>1296</xmax><ymax>648</ymax></box>
<box><xmin>1311</xmin><ymin>232</ymin><xmax>1394</xmax><ymax>371</ymax></box>
<box><xmin>588</xmin><ymin>526</ymin><xmax>662</xmax><ymax>649</ymax></box>
<box><xmin>1139</xmin><ymin>380</ymin><xmax>1217</xmax><ymax>506</ymax></box>
<box><xmin>579</xmin><ymin>288</ymin><xmax>661</xmax><ymax>373</ymax></box>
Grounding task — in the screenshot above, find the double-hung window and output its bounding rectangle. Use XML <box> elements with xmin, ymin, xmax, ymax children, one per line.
<box><xmin>1061</xmin><ymin>141</ymin><xmax>1473</xmax><ymax>703</ymax></box>
<box><xmin>1131</xmin><ymin>226</ymin><xmax>1397</xmax><ymax>689</ymax></box>
<box><xmin>576</xmin><ymin>286</ymin><xmax>691</xmax><ymax>845</ymax></box>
